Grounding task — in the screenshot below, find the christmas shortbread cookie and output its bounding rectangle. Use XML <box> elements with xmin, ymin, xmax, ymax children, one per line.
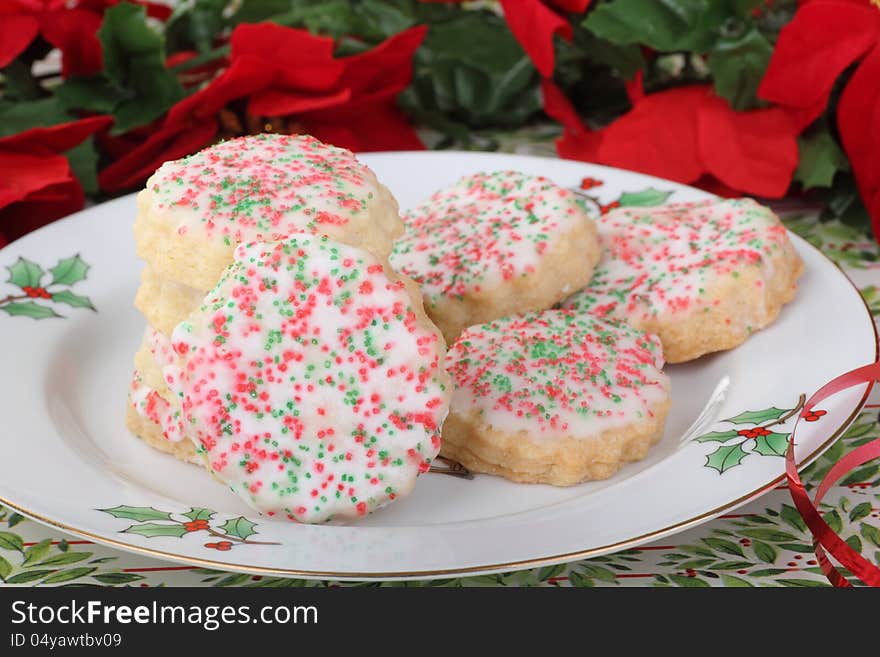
<box><xmin>390</xmin><ymin>171</ymin><xmax>600</xmax><ymax>342</ymax></box>
<box><xmin>563</xmin><ymin>198</ymin><xmax>803</xmax><ymax>362</ymax></box>
<box><xmin>133</xmin><ymin>133</ymin><xmax>403</xmax><ymax>329</ymax></box>
<box><xmin>442</xmin><ymin>310</ymin><xmax>670</xmax><ymax>486</ymax></box>
<box><xmin>158</xmin><ymin>234</ymin><xmax>451</xmax><ymax>523</ymax></box>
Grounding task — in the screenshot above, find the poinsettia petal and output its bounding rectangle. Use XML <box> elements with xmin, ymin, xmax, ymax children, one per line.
<box><xmin>596</xmin><ymin>86</ymin><xmax>704</xmax><ymax>183</ymax></box>
<box><xmin>698</xmin><ymin>91</ymin><xmax>798</xmax><ymax>198</ymax></box>
<box><xmin>541</xmin><ymin>79</ymin><xmax>602</xmax><ymax>160</ymax></box>
<box><xmin>231</xmin><ymin>23</ymin><xmax>343</xmax><ymax>92</ymax></box>
<box><xmin>0</xmin><ymin>179</ymin><xmax>84</xmax><ymax>243</ymax></box>
<box><xmin>837</xmin><ymin>45</ymin><xmax>880</xmax><ymax>237</ymax></box>
<box><xmin>39</xmin><ymin>8</ymin><xmax>103</xmax><ymax>77</ymax></box>
<box><xmin>500</xmin><ymin>0</ymin><xmax>571</xmax><ymax>77</ymax></box>
<box><xmin>306</xmin><ymin>102</ymin><xmax>424</xmax><ymax>152</ymax></box>
<box><xmin>248</xmin><ymin>88</ymin><xmax>352</xmax><ymax>118</ymax></box>
<box><xmin>97</xmin><ymin>119</ymin><xmax>217</xmax><ymax>192</ymax></box>
<box><xmin>0</xmin><ymin>115</ymin><xmax>112</xmax><ymax>153</ymax></box>
<box><xmin>758</xmin><ymin>0</ymin><xmax>880</xmax><ymax>125</ymax></box>
<box><xmin>0</xmin><ymin>14</ymin><xmax>39</xmax><ymax>68</ymax></box>
<box><xmin>0</xmin><ymin>151</ymin><xmax>72</xmax><ymax>209</ymax></box>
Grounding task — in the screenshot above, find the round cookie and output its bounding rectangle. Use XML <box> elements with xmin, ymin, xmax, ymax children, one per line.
<box><xmin>134</xmin><ymin>266</ymin><xmax>204</xmax><ymax>336</ymax></box>
<box><xmin>134</xmin><ymin>133</ymin><xmax>403</xmax><ymax>293</ymax></box>
<box><xmin>390</xmin><ymin>171</ymin><xmax>600</xmax><ymax>343</ymax></box>
<box><xmin>159</xmin><ymin>234</ymin><xmax>452</xmax><ymax>523</ymax></box>
<box><xmin>442</xmin><ymin>310</ymin><xmax>671</xmax><ymax>486</ymax></box>
<box><xmin>563</xmin><ymin>198</ymin><xmax>804</xmax><ymax>363</ymax></box>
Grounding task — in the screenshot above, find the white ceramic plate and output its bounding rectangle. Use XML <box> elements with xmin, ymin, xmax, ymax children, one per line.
<box><xmin>0</xmin><ymin>152</ymin><xmax>874</xmax><ymax>580</ymax></box>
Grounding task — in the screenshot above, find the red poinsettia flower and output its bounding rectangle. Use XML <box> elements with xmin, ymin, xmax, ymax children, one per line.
<box><xmin>0</xmin><ymin>115</ymin><xmax>112</xmax><ymax>244</ymax></box>
<box><xmin>99</xmin><ymin>23</ymin><xmax>427</xmax><ymax>193</ymax></box>
<box><xmin>499</xmin><ymin>0</ymin><xmax>591</xmax><ymax>76</ymax></box>
<box><xmin>544</xmin><ymin>80</ymin><xmax>800</xmax><ymax>198</ymax></box>
<box><xmin>0</xmin><ymin>0</ymin><xmax>105</xmax><ymax>77</ymax></box>
<box><xmin>758</xmin><ymin>0</ymin><xmax>880</xmax><ymax>236</ymax></box>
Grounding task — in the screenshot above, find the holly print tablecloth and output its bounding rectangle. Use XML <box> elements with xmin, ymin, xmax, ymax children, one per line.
<box><xmin>1</xmin><ymin>137</ymin><xmax>879</xmax><ymax>587</ymax></box>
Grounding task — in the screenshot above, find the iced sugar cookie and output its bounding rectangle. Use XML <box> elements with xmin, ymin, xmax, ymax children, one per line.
<box><xmin>134</xmin><ymin>133</ymin><xmax>403</xmax><ymax>293</ymax></box>
<box><xmin>125</xmin><ymin>370</ymin><xmax>195</xmax><ymax>464</ymax></box>
<box><xmin>564</xmin><ymin>198</ymin><xmax>803</xmax><ymax>362</ymax></box>
<box><xmin>160</xmin><ymin>234</ymin><xmax>451</xmax><ymax>523</ymax></box>
<box><xmin>390</xmin><ymin>171</ymin><xmax>600</xmax><ymax>342</ymax></box>
<box><xmin>442</xmin><ymin>310</ymin><xmax>670</xmax><ymax>486</ymax></box>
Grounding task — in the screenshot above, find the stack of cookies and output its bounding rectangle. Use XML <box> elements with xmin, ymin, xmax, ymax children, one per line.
<box><xmin>126</xmin><ymin>134</ymin><xmax>457</xmax><ymax>521</ymax></box>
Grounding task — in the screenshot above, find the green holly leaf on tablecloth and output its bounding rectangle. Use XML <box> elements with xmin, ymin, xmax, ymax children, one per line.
<box><xmin>21</xmin><ymin>540</ymin><xmax>52</xmax><ymax>566</ymax></box>
<box><xmin>0</xmin><ymin>531</ymin><xmax>24</xmax><ymax>552</ymax></box>
<box><xmin>0</xmin><ymin>555</ymin><xmax>11</xmax><ymax>581</ymax></box>
<box><xmin>723</xmin><ymin>407</ymin><xmax>791</xmax><ymax>424</ymax></box>
<box><xmin>99</xmin><ymin>506</ymin><xmax>175</xmax><ymax>522</ymax></box>
<box><xmin>7</xmin><ymin>257</ymin><xmax>44</xmax><ymax>289</ymax></box>
<box><xmin>705</xmin><ymin>443</ymin><xmax>748</xmax><ymax>473</ymax></box>
<box><xmin>220</xmin><ymin>516</ymin><xmax>257</xmax><ymax>541</ymax></box>
<box><xmin>93</xmin><ymin>572</ymin><xmax>146</xmax><ymax>585</ymax></box>
<box><xmin>42</xmin><ymin>567</ymin><xmax>97</xmax><ymax>584</ymax></box>
<box><xmin>708</xmin><ymin>27</ymin><xmax>773</xmax><ymax>111</ymax></box>
<box><xmin>753</xmin><ymin>432</ymin><xmax>790</xmax><ymax>457</ymax></box>
<box><xmin>183</xmin><ymin>507</ymin><xmax>216</xmax><ymax>522</ymax></box>
<box><xmin>617</xmin><ymin>188</ymin><xmax>672</xmax><ymax>208</ymax></box>
<box><xmin>795</xmin><ymin>128</ymin><xmax>850</xmax><ymax>190</ymax></box>
<box><xmin>51</xmin><ymin>290</ymin><xmax>96</xmax><ymax>312</ymax></box>
<box><xmin>37</xmin><ymin>552</ymin><xmax>92</xmax><ymax>567</ymax></box>
<box><xmin>0</xmin><ymin>302</ymin><xmax>62</xmax><ymax>320</ymax></box>
<box><xmin>123</xmin><ymin>523</ymin><xmax>189</xmax><ymax>538</ymax></box>
<box><xmin>694</xmin><ymin>429</ymin><xmax>740</xmax><ymax>443</ymax></box>
<box><xmin>49</xmin><ymin>254</ymin><xmax>89</xmax><ymax>287</ymax></box>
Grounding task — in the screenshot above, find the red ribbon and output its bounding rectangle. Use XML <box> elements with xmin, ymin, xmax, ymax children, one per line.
<box><xmin>785</xmin><ymin>362</ymin><xmax>880</xmax><ymax>587</ymax></box>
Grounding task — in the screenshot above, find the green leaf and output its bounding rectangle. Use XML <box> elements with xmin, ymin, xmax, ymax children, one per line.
<box><xmin>166</xmin><ymin>0</ymin><xmax>229</xmax><ymax>53</ymax></box>
<box><xmin>22</xmin><ymin>540</ymin><xmax>52</xmax><ymax>566</ymax></box>
<box><xmin>724</xmin><ymin>407</ymin><xmax>791</xmax><ymax>425</ymax></box>
<box><xmin>2</xmin><ymin>59</ymin><xmax>42</xmax><ymax>101</ymax></box>
<box><xmin>65</xmin><ymin>140</ymin><xmax>100</xmax><ymax>196</ymax></box>
<box><xmin>0</xmin><ymin>555</ymin><xmax>11</xmax><ymax>581</ymax></box>
<box><xmin>669</xmin><ymin>574</ymin><xmax>711</xmax><ymax>588</ymax></box>
<box><xmin>748</xmin><ymin>567</ymin><xmax>787</xmax><ymax>577</ymax></box>
<box><xmin>42</xmin><ymin>567</ymin><xmax>97</xmax><ymax>584</ymax></box>
<box><xmin>578</xmin><ymin>564</ymin><xmax>618</xmax><ymax>582</ymax></box>
<box><xmin>740</xmin><ymin>528</ymin><xmax>799</xmax><ymax>543</ymax></box>
<box><xmin>823</xmin><ymin>509</ymin><xmax>843</xmax><ymax>534</ymax></box>
<box><xmin>212</xmin><ymin>573</ymin><xmax>252</xmax><ymax>587</ymax></box>
<box><xmin>92</xmin><ymin>572</ymin><xmax>146</xmax><ymax>585</ymax></box>
<box><xmin>568</xmin><ymin>571</ymin><xmax>595</xmax><ymax>587</ymax></box>
<box><xmin>583</xmin><ymin>0</ymin><xmax>730</xmax><ymax>52</ymax></box>
<box><xmin>536</xmin><ymin>563</ymin><xmax>566</xmax><ymax>581</ymax></box>
<box><xmin>183</xmin><ymin>507</ymin><xmax>216</xmax><ymax>522</ymax></box>
<box><xmin>721</xmin><ymin>574</ymin><xmax>754</xmax><ymax>587</ymax></box>
<box><xmin>752</xmin><ymin>540</ymin><xmax>777</xmax><ymax>564</ymax></box>
<box><xmin>7</xmin><ymin>513</ymin><xmax>25</xmax><ymax>528</ymax></box>
<box><xmin>860</xmin><ymin>522</ymin><xmax>880</xmax><ymax>548</ymax></box>
<box><xmin>98</xmin><ymin>3</ymin><xmax>185</xmax><ymax>134</ymax></box>
<box><xmin>617</xmin><ymin>188</ymin><xmax>673</xmax><ymax>208</ymax></box>
<box><xmin>122</xmin><ymin>523</ymin><xmax>189</xmax><ymax>539</ymax></box>
<box><xmin>779</xmin><ymin>504</ymin><xmax>808</xmax><ymax>533</ymax></box>
<box><xmin>0</xmin><ymin>531</ymin><xmax>24</xmax><ymax>552</ymax></box>
<box><xmin>711</xmin><ymin>561</ymin><xmax>753</xmax><ymax>570</ymax></box>
<box><xmin>795</xmin><ymin>128</ymin><xmax>850</xmax><ymax>190</ymax></box>
<box><xmin>694</xmin><ymin>429</ymin><xmax>740</xmax><ymax>443</ymax></box>
<box><xmin>850</xmin><ymin>502</ymin><xmax>872</xmax><ymax>523</ymax></box>
<box><xmin>220</xmin><ymin>516</ymin><xmax>257</xmax><ymax>540</ymax></box>
<box><xmin>702</xmin><ymin>537</ymin><xmax>745</xmax><ymax>557</ymax></box>
<box><xmin>55</xmin><ymin>76</ymin><xmax>123</xmax><ymax>115</ymax></box>
<box><xmin>37</xmin><ymin>552</ymin><xmax>92</xmax><ymax>567</ymax></box>
<box><xmin>0</xmin><ymin>98</ymin><xmax>71</xmax><ymax>138</ymax></box>
<box><xmin>0</xmin><ymin>302</ymin><xmax>62</xmax><ymax>320</ymax></box>
<box><xmin>846</xmin><ymin>534</ymin><xmax>862</xmax><ymax>554</ymax></box>
<box><xmin>51</xmin><ymin>289</ymin><xmax>96</xmax><ymax>311</ymax></box>
<box><xmin>6</xmin><ymin>570</ymin><xmax>55</xmax><ymax>584</ymax></box>
<box><xmin>708</xmin><ymin>27</ymin><xmax>772</xmax><ymax>110</ymax></box>
<box><xmin>705</xmin><ymin>443</ymin><xmax>748</xmax><ymax>473</ymax></box>
<box><xmin>7</xmin><ymin>257</ymin><xmax>44</xmax><ymax>289</ymax></box>
<box><xmin>777</xmin><ymin>578</ymin><xmax>827</xmax><ymax>587</ymax></box>
<box><xmin>753</xmin><ymin>432</ymin><xmax>790</xmax><ymax>457</ymax></box>
<box><xmin>99</xmin><ymin>506</ymin><xmax>175</xmax><ymax>522</ymax></box>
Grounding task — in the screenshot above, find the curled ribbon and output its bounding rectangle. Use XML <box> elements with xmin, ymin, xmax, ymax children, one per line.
<box><xmin>785</xmin><ymin>362</ymin><xmax>880</xmax><ymax>587</ymax></box>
